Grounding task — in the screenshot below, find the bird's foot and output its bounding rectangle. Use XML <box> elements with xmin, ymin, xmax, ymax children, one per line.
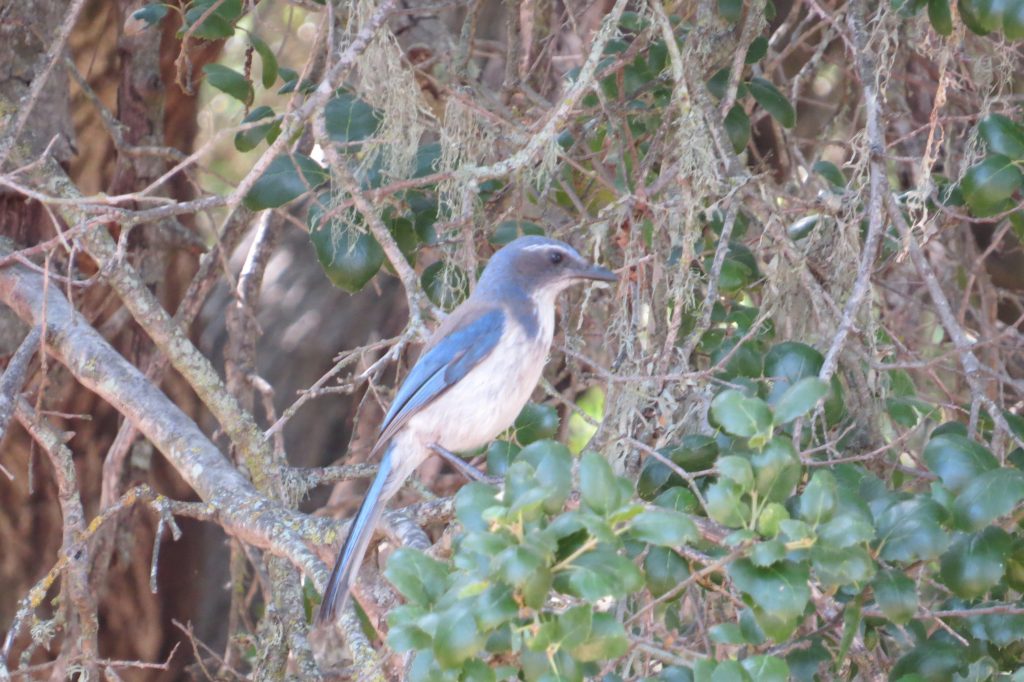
<box><xmin>428</xmin><ymin>443</ymin><xmax>500</xmax><ymax>485</ymax></box>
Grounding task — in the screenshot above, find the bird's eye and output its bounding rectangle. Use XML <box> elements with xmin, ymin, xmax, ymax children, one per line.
<box><xmin>549</xmin><ymin>251</ymin><xmax>564</xmax><ymax>265</ymax></box>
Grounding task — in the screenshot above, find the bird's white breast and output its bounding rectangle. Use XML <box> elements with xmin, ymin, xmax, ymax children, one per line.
<box><xmin>404</xmin><ymin>308</ymin><xmax>554</xmax><ymax>453</ymax></box>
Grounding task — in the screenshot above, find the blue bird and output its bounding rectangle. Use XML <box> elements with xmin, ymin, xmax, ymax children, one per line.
<box><xmin>316</xmin><ymin>235</ymin><xmax>616</xmax><ymax>624</ymax></box>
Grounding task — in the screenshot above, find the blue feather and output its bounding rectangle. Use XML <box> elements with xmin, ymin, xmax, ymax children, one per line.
<box><xmin>316</xmin><ymin>443</ymin><xmax>396</xmax><ymax>623</ymax></box>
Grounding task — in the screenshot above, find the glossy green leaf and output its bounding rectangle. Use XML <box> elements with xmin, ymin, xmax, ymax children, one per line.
<box><xmin>718</xmin><ymin>0</ymin><xmax>743</xmax><ymax>22</ymax></box>
<box><xmin>873</xmin><ymin>569</ymin><xmax>918</xmax><ymax>625</ymax></box>
<box><xmin>724</xmin><ymin>105</ymin><xmax>751</xmax><ymax>154</ymax></box>
<box><xmin>952</xmin><ymin>468</ymin><xmax>1024</xmax><ymax>530</ymax></box>
<box><xmin>980</xmin><ymin>114</ymin><xmax>1024</xmax><ymax>159</ymax></box>
<box><xmin>245</xmin><ymin>153</ymin><xmax>327</xmax><ymax>210</ymax></box>
<box><xmin>729</xmin><ymin>559</ymin><xmax>810</xmax><ymax>640</ymax></box>
<box><xmin>923</xmin><ymin>433</ymin><xmax>999</xmax><ymax>494</ymax></box>
<box><xmin>250</xmin><ymin>35</ymin><xmax>278</xmax><ymax>88</ymax></box>
<box><xmin>308</xmin><ymin>198</ymin><xmax>384</xmax><ymax>292</ymax></box>
<box><xmin>513</xmin><ymin>403</ymin><xmax>560</xmax><ymax>445</ymax></box>
<box><xmin>750</xmin><ymin>437</ymin><xmax>801</xmax><ymax>502</ymax></box>
<box><xmin>928</xmin><ymin>0</ymin><xmax>954</xmax><ymax>34</ymax></box>
<box><xmin>385</xmin><ymin>548</ymin><xmax>449</xmax><ymax>607</ymax></box>
<box><xmin>490</xmin><ymin>220</ymin><xmax>545</xmax><ymax>245</ymax></box>
<box><xmin>433</xmin><ymin>605</ymin><xmax>485</xmax><ymax>668</ymax></box>
<box><xmin>741</xmin><ymin>655</ymin><xmax>790</xmax><ymax>682</ymax></box>
<box><xmin>131</xmin><ymin>4</ymin><xmax>168</xmax><ymax>28</ymax></box>
<box><xmin>580</xmin><ymin>451</ymin><xmax>622</xmax><ymax>515</ymax></box>
<box><xmin>891</xmin><ymin>637</ymin><xmax>969</xmax><ymax>681</ymax></box>
<box><xmin>966</xmin><ymin>606</ymin><xmax>1024</xmax><ymax>647</ymax></box>
<box><xmin>717</xmin><ymin>455</ymin><xmax>754</xmax><ymax>492</ymax></box>
<box><xmin>559</xmin><ymin>548</ymin><xmax>644</xmax><ymax>602</ymax></box>
<box><xmin>183</xmin><ymin>0</ymin><xmax>243</xmax><ymax>39</ymax></box>
<box><xmin>629</xmin><ymin>508</ymin><xmax>699</xmax><ymax>546</ymax></box>
<box><xmin>203</xmin><ymin>64</ymin><xmax>253</xmax><ymax>105</ymax></box>
<box><xmin>325</xmin><ymin>91</ymin><xmax>382</xmax><ymax>146</ymax></box>
<box><xmin>813</xmin><ymin>160</ymin><xmax>847</xmax><ymax>188</ymax></box>
<box><xmin>233</xmin><ymin>105</ymin><xmax>280</xmax><ymax>152</ymax></box>
<box><xmin>706</xmin><ymin>479</ymin><xmax>750</xmax><ymax>528</ymax></box>
<box><xmin>515</xmin><ymin>440</ymin><xmax>573</xmax><ymax>513</ymax></box>
<box><xmin>811</xmin><ymin>545</ymin><xmax>875</xmax><ymax>588</ymax></box>
<box><xmin>1005</xmin><ymin>0</ymin><xmax>1024</xmax><ymax>37</ymax></box>
<box><xmin>874</xmin><ymin>496</ymin><xmax>949</xmax><ymax>563</ymax></box>
<box><xmin>568</xmin><ymin>612</ymin><xmax>628</xmax><ymax>662</ymax></box>
<box><xmin>748</xmin><ymin>77</ymin><xmax>796</xmax><ymax>128</ymax></box>
<box><xmin>745</xmin><ymin>36</ymin><xmax>769</xmax><ymax>64</ymax></box>
<box><xmin>787</xmin><ymin>215</ymin><xmax>820</xmax><ymax>241</ymax></box>
<box><xmin>421</xmin><ymin>261</ymin><xmax>468</xmax><ymax>311</ymax></box>
<box><xmin>757</xmin><ymin>502</ymin><xmax>789</xmax><ymax>538</ymax></box>
<box><xmin>799</xmin><ymin>470</ymin><xmax>837</xmax><ymax>525</ymax></box>
<box><xmin>711</xmin><ymin>389</ymin><xmax>772</xmax><ymax>439</ymax></box>
<box><xmin>454</xmin><ymin>482</ymin><xmax>499</xmax><ymax>533</ymax></box>
<box><xmin>961</xmin><ymin>155</ymin><xmax>1023</xmax><ymax>217</ymax></box>
<box><xmin>644</xmin><ymin>546</ymin><xmax>689</xmax><ymax>596</ymax></box>
<box><xmin>751</xmin><ymin>538</ymin><xmax>786</xmax><ymax>567</ymax></box>
<box><xmin>764</xmin><ymin>342</ymin><xmax>824</xmax><ymax>404</ymax></box>
<box><xmin>939</xmin><ymin>526</ymin><xmax>1013</xmax><ymax>598</ymax></box>
<box><xmin>773</xmin><ymin>376</ymin><xmax>828</xmax><ymax>424</ymax></box>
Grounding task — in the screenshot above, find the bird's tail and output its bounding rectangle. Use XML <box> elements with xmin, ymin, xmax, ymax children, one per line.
<box><xmin>316</xmin><ymin>443</ymin><xmax>395</xmax><ymax>625</ymax></box>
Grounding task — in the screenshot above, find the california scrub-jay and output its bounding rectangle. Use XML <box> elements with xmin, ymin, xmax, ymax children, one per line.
<box><xmin>317</xmin><ymin>235</ymin><xmax>616</xmax><ymax>623</ymax></box>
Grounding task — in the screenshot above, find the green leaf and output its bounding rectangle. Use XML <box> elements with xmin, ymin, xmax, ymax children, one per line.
<box><xmin>245</xmin><ymin>154</ymin><xmax>327</xmax><ymax>211</ymax></box>
<box><xmin>568</xmin><ymin>612</ymin><xmax>628</xmax><ymax>662</ymax></box>
<box><xmin>717</xmin><ymin>455</ymin><xmax>754</xmax><ymax>492</ymax></box>
<box><xmin>433</xmin><ymin>605</ymin><xmax>485</xmax><ymax>669</ymax></box>
<box><xmin>923</xmin><ymin>433</ymin><xmax>999</xmax><ymax>494</ymax></box>
<box><xmin>706</xmin><ymin>479</ymin><xmax>750</xmax><ymax>528</ymax></box>
<box><xmin>718</xmin><ymin>0</ymin><xmax>743</xmax><ymax>22</ymax></box>
<box><xmin>130</xmin><ymin>4</ymin><xmax>168</xmax><ymax>28</ymax></box>
<box><xmin>788</xmin><ymin>215</ymin><xmax>821</xmax><ymax>241</ymax></box>
<box><xmin>308</xmin><ymin>196</ymin><xmax>384</xmax><ymax>292</ymax></box>
<box><xmin>874</xmin><ymin>496</ymin><xmax>949</xmax><ymax>563</ymax></box>
<box><xmin>491</xmin><ymin>220</ymin><xmax>545</xmax><ymax>245</ymax></box>
<box><xmin>324</xmin><ymin>91</ymin><xmax>382</xmax><ymax>146</ymax></box>
<box><xmin>773</xmin><ymin>376</ymin><xmax>828</xmax><ymax>424</ymax></box>
<box><xmin>873</xmin><ymin>569</ymin><xmax>917</xmax><ymax>625</ymax></box>
<box><xmin>182</xmin><ymin>0</ymin><xmax>243</xmax><ymax>39</ymax></box>
<box><xmin>817</xmin><ymin>512</ymin><xmax>875</xmax><ymax>549</ymax></box>
<box><xmin>811</xmin><ymin>545</ymin><xmax>875</xmax><ymax>588</ymax></box>
<box><xmin>745</xmin><ymin>36</ymin><xmax>769</xmax><ymax>64</ymax></box>
<box><xmin>741</xmin><ymin>656</ymin><xmax>790</xmax><ymax>682</ymax></box>
<box><xmin>580</xmin><ymin>451</ymin><xmax>622</xmax><ymax>515</ymax></box>
<box><xmin>709</xmin><ymin>623</ymin><xmax>747</xmax><ymax>644</ymax></box>
<box><xmin>729</xmin><ymin>559</ymin><xmax>810</xmax><ymax>641</ymax></box>
<box><xmin>939</xmin><ymin>526</ymin><xmax>1013</xmax><ymax>598</ymax></box>
<box><xmin>928</xmin><ymin>0</ymin><xmax>954</xmax><ymax>34</ymax></box>
<box><xmin>980</xmin><ymin>113</ymin><xmax>1024</xmax><ymax>159</ymax></box>
<box><xmin>233</xmin><ymin>105</ymin><xmax>280</xmax><ymax>152</ymax></box>
<box><xmin>454</xmin><ymin>482</ymin><xmax>499</xmax><ymax>533</ymax></box>
<box><xmin>711</xmin><ymin>390</ymin><xmax>772</xmax><ymax>439</ymax></box>
<box><xmin>629</xmin><ymin>508</ymin><xmax>699</xmax><ymax>546</ymax></box>
<box><xmin>559</xmin><ymin>548</ymin><xmax>644</xmax><ymax>602</ymax></box>
<box><xmin>385</xmin><ymin>548</ymin><xmax>449</xmax><ymax>607</ymax></box>
<box><xmin>249</xmin><ymin>35</ymin><xmax>278</xmax><ymax>89</ymax></box>
<box><xmin>515</xmin><ymin>440</ymin><xmax>573</xmax><ymax>513</ymax></box>
<box><xmin>1005</xmin><ymin>0</ymin><xmax>1024</xmax><ymax>38</ymax></box>
<box><xmin>952</xmin><ymin>468</ymin><xmax>1024</xmax><ymax>530</ymax></box>
<box><xmin>799</xmin><ymin>470</ymin><xmax>837</xmax><ymax>525</ymax></box>
<box><xmin>750</xmin><ymin>437</ymin><xmax>801</xmax><ymax>502</ymax></box>
<box><xmin>724</xmin><ymin>105</ymin><xmax>750</xmax><ymax>154</ymax></box>
<box><xmin>973</xmin><ymin>0</ymin><xmax>1014</xmax><ymax>31</ymax></box>
<box><xmin>202</xmin><ymin>64</ymin><xmax>252</xmax><ymax>105</ymax></box>
<box><xmin>420</xmin><ymin>261</ymin><xmax>468</xmax><ymax>311</ymax></box>
<box><xmin>645</xmin><ymin>546</ymin><xmax>689</xmax><ymax>597</ymax></box>
<box><xmin>813</xmin><ymin>160</ymin><xmax>847</xmax><ymax>188</ymax></box>
<box><xmin>891</xmin><ymin>637</ymin><xmax>969</xmax><ymax>681</ymax></box>
<box><xmin>961</xmin><ymin>155</ymin><xmax>1023</xmax><ymax>217</ymax></box>
<box><xmin>757</xmin><ymin>503</ymin><xmax>789</xmax><ymax>538</ymax></box>
<box><xmin>967</xmin><ymin>606</ymin><xmax>1024</xmax><ymax>647</ymax></box>
<box><xmin>748</xmin><ymin>77</ymin><xmax>796</xmax><ymax>128</ymax></box>
<box><xmin>751</xmin><ymin>538</ymin><xmax>786</xmax><ymax>567</ymax></box>
<box><xmin>513</xmin><ymin>403</ymin><xmax>560</xmax><ymax>445</ymax></box>
<box><xmin>764</xmin><ymin>342</ymin><xmax>824</xmax><ymax>404</ymax></box>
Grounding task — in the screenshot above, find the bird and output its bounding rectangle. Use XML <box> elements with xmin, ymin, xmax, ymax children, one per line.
<box><xmin>316</xmin><ymin>235</ymin><xmax>616</xmax><ymax>624</ymax></box>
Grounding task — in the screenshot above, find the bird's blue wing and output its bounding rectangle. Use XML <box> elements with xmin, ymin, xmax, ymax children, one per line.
<box><xmin>375</xmin><ymin>307</ymin><xmax>505</xmax><ymax>448</ymax></box>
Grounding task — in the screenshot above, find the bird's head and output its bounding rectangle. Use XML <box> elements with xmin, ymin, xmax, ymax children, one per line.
<box><xmin>476</xmin><ymin>235</ymin><xmax>617</xmax><ymax>302</ymax></box>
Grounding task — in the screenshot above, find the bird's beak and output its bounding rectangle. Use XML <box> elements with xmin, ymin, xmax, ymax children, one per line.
<box><xmin>578</xmin><ymin>264</ymin><xmax>617</xmax><ymax>283</ymax></box>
